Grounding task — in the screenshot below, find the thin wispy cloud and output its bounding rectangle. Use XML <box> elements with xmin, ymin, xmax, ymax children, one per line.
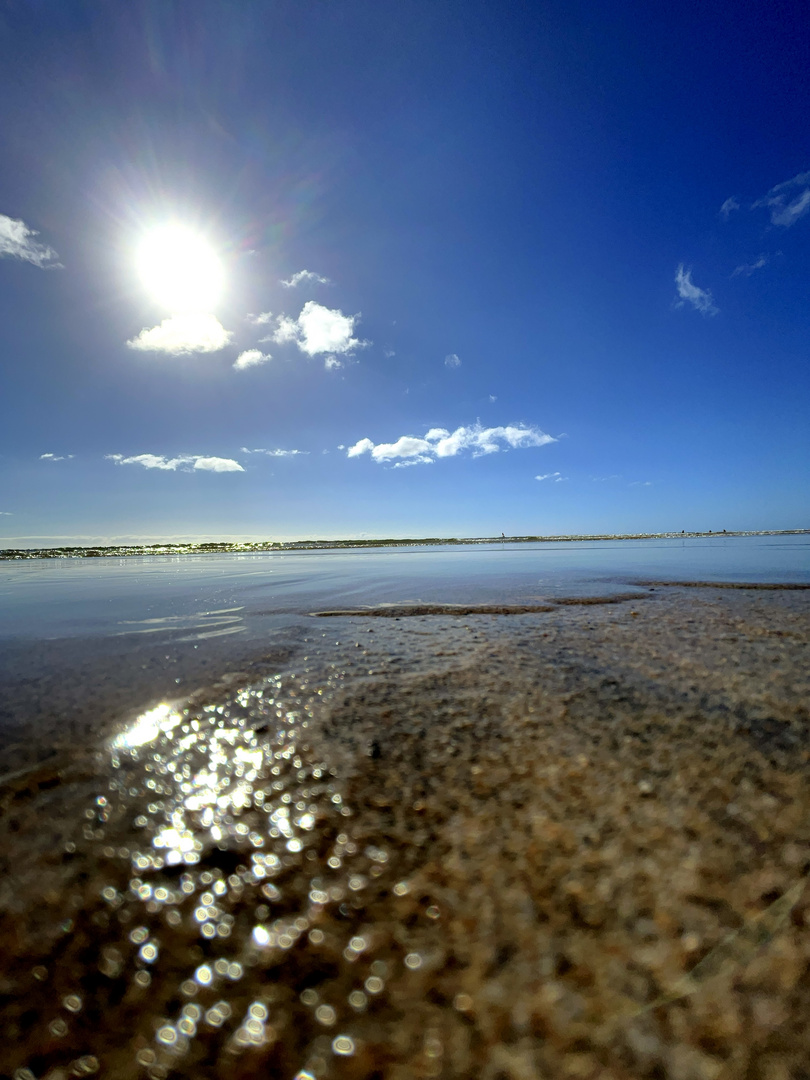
<box><xmin>629</xmin><ymin>480</ymin><xmax>653</xmax><ymax>487</ymax></box>
<box><xmin>324</xmin><ymin>356</ymin><xmax>343</xmax><ymax>371</ymax></box>
<box><xmin>233</xmin><ymin>348</ymin><xmax>271</xmax><ymax>370</ymax></box>
<box><xmin>731</xmin><ymin>254</ymin><xmax>768</xmax><ymax>278</ymax></box>
<box><xmin>247</xmin><ymin>311</ymin><xmax>274</xmax><ymax>326</ymax></box>
<box><xmin>752</xmin><ymin>170</ymin><xmax>810</xmax><ymax>227</ymax></box>
<box><xmin>444</xmin><ymin>353</ymin><xmax>461</xmax><ymax>368</ymax></box>
<box><xmin>347</xmin><ymin>423</ymin><xmax>556</xmax><ymax>466</ymax></box>
<box><xmin>535</xmin><ymin>472</ymin><xmax>561</xmax><ymax>481</ymax></box>
<box><xmin>127</xmin><ymin>313</ymin><xmax>232</xmax><ymax>354</ymax></box>
<box><xmin>719</xmin><ymin>197</ymin><xmax>740</xmax><ymax>220</ymax></box>
<box><xmin>280</xmin><ymin>270</ymin><xmax>331</xmax><ymax>288</ymax></box>
<box><xmin>674</xmin><ymin>265</ymin><xmax>718</xmax><ymax>316</ymax></box>
<box><xmin>271</xmin><ymin>301</ymin><xmax>366</xmax><ymax>357</ymax></box>
<box><xmin>40</xmin><ymin>452</ymin><xmax>74</xmax><ymax>461</ymax></box>
<box><xmin>107</xmin><ymin>453</ymin><xmax>244</xmax><ymax>473</ymax></box>
<box><xmin>0</xmin><ymin>213</ymin><xmax>61</xmax><ymax>268</ymax></box>
<box><xmin>240</xmin><ymin>447</ymin><xmax>308</xmax><ymax>457</ymax></box>
<box><xmin>0</xmin><ymin>511</ymin><xmax>13</xmax><ymax>516</ymax></box>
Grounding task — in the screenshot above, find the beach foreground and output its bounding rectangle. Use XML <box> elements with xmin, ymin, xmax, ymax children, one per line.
<box><xmin>1</xmin><ymin>585</ymin><xmax>809</xmax><ymax>1079</ymax></box>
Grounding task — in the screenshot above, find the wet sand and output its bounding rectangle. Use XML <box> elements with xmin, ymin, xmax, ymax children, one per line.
<box><xmin>1</xmin><ymin>585</ymin><xmax>809</xmax><ymax>1079</ymax></box>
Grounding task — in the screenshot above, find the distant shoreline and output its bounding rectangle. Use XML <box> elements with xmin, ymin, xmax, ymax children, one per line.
<box><xmin>1</xmin><ymin>529</ymin><xmax>807</xmax><ymax>560</ymax></box>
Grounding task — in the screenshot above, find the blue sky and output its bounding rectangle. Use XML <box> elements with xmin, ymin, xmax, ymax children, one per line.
<box><xmin>1</xmin><ymin>0</ymin><xmax>808</xmax><ymax>544</ymax></box>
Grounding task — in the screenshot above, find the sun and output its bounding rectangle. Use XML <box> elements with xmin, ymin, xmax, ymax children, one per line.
<box><xmin>136</xmin><ymin>224</ymin><xmax>224</xmax><ymax>313</ymax></box>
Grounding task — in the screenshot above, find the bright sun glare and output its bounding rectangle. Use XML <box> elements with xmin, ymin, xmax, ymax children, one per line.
<box><xmin>136</xmin><ymin>225</ymin><xmax>224</xmax><ymax>313</ymax></box>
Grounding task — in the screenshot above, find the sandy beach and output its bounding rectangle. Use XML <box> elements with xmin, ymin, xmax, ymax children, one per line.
<box><xmin>1</xmin><ymin>584</ymin><xmax>809</xmax><ymax>1079</ymax></box>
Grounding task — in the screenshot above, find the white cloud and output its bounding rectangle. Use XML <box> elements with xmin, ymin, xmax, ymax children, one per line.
<box><xmin>719</xmin><ymin>197</ymin><xmax>740</xmax><ymax>220</ymax></box>
<box><xmin>324</xmin><ymin>356</ymin><xmax>343</xmax><ymax>370</ymax></box>
<box><xmin>674</xmin><ymin>265</ymin><xmax>718</xmax><ymax>316</ymax></box>
<box><xmin>629</xmin><ymin>480</ymin><xmax>653</xmax><ymax>487</ymax></box>
<box><xmin>752</xmin><ymin>170</ymin><xmax>810</xmax><ymax>227</ymax></box>
<box><xmin>234</xmin><ymin>348</ymin><xmax>271</xmax><ymax>370</ymax></box>
<box><xmin>488</xmin><ymin>394</ymin><xmax>497</xmax><ymax>402</ymax></box>
<box><xmin>0</xmin><ymin>511</ymin><xmax>13</xmax><ymax>515</ymax></box>
<box><xmin>535</xmin><ymin>472</ymin><xmax>561</xmax><ymax>481</ymax></box>
<box><xmin>247</xmin><ymin>311</ymin><xmax>274</xmax><ymax>325</ymax></box>
<box><xmin>383</xmin><ymin>349</ymin><xmax>396</xmax><ymax>358</ymax></box>
<box><xmin>240</xmin><ymin>447</ymin><xmax>308</xmax><ymax>457</ymax></box>
<box><xmin>127</xmin><ymin>313</ymin><xmax>232</xmax><ymax>354</ymax></box>
<box><xmin>193</xmin><ymin>457</ymin><xmax>244</xmax><ymax>473</ymax></box>
<box><xmin>347</xmin><ymin>423</ymin><xmax>556</xmax><ymax>466</ymax></box>
<box><xmin>444</xmin><ymin>353</ymin><xmax>461</xmax><ymax>368</ymax></box>
<box><xmin>731</xmin><ymin>254</ymin><xmax>768</xmax><ymax>278</ymax></box>
<box><xmin>280</xmin><ymin>270</ymin><xmax>331</xmax><ymax>288</ymax></box>
<box><xmin>40</xmin><ymin>452</ymin><xmax>74</xmax><ymax>461</ymax></box>
<box><xmin>0</xmin><ymin>213</ymin><xmax>61</xmax><ymax>268</ymax></box>
<box><xmin>107</xmin><ymin>453</ymin><xmax>244</xmax><ymax>472</ymax></box>
<box><xmin>271</xmin><ymin>301</ymin><xmax>366</xmax><ymax>357</ymax></box>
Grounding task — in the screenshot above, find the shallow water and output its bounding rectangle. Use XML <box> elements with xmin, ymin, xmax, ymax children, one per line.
<box><xmin>1</xmin><ymin>538</ymin><xmax>809</xmax><ymax>1077</ymax></box>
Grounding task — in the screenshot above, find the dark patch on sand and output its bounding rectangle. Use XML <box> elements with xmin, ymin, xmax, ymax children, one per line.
<box><xmin>312</xmin><ymin>593</ymin><xmax>648</xmax><ymax>618</ymax></box>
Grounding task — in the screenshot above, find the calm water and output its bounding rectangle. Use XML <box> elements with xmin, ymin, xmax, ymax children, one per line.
<box><xmin>2</xmin><ymin>534</ymin><xmax>808</xmax><ymax>644</ymax></box>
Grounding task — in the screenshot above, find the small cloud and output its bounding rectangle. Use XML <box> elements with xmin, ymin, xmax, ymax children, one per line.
<box><xmin>247</xmin><ymin>311</ymin><xmax>274</xmax><ymax>325</ymax></box>
<box><xmin>554</xmin><ymin>476</ymin><xmax>568</xmax><ymax>482</ymax></box>
<box><xmin>719</xmin><ymin>197</ymin><xmax>740</xmax><ymax>220</ymax></box>
<box><xmin>107</xmin><ymin>453</ymin><xmax>244</xmax><ymax>472</ymax></box>
<box><xmin>280</xmin><ymin>270</ymin><xmax>331</xmax><ymax>288</ymax></box>
<box><xmin>591</xmin><ymin>474</ymin><xmax>621</xmax><ymax>482</ymax></box>
<box><xmin>240</xmin><ymin>447</ymin><xmax>308</xmax><ymax>457</ymax></box>
<box><xmin>40</xmin><ymin>452</ymin><xmax>73</xmax><ymax>461</ymax></box>
<box><xmin>127</xmin><ymin>313</ymin><xmax>232</xmax><ymax>355</ymax></box>
<box><xmin>324</xmin><ymin>356</ymin><xmax>343</xmax><ymax>371</ymax></box>
<box><xmin>444</xmin><ymin>353</ymin><xmax>461</xmax><ymax>368</ymax></box>
<box><xmin>0</xmin><ymin>212</ymin><xmax>61</xmax><ymax>268</ymax></box>
<box><xmin>674</xmin><ymin>265</ymin><xmax>718</xmax><ymax>316</ymax></box>
<box><xmin>629</xmin><ymin>480</ymin><xmax>653</xmax><ymax>487</ymax></box>
<box><xmin>535</xmin><ymin>472</ymin><xmax>561</xmax><ymax>481</ymax></box>
<box><xmin>731</xmin><ymin>254</ymin><xmax>768</xmax><ymax>278</ymax></box>
<box><xmin>193</xmin><ymin>457</ymin><xmax>244</xmax><ymax>473</ymax></box>
<box><xmin>488</xmin><ymin>394</ymin><xmax>497</xmax><ymax>403</ymax></box>
<box><xmin>234</xmin><ymin>348</ymin><xmax>271</xmax><ymax>370</ymax></box>
<box><xmin>752</xmin><ymin>170</ymin><xmax>810</xmax><ymax>227</ymax></box>
<box><xmin>0</xmin><ymin>511</ymin><xmax>13</xmax><ymax>515</ymax></box>
<box><xmin>271</xmin><ymin>301</ymin><xmax>366</xmax><ymax>357</ymax></box>
<box><xmin>347</xmin><ymin>423</ymin><xmax>556</xmax><ymax>466</ymax></box>
<box><xmin>383</xmin><ymin>349</ymin><xmax>396</xmax><ymax>358</ymax></box>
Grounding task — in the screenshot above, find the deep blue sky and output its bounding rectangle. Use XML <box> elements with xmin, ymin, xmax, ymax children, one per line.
<box><xmin>1</xmin><ymin>0</ymin><xmax>808</xmax><ymax>543</ymax></box>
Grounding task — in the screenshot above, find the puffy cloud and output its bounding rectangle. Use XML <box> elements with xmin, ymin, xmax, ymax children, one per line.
<box><xmin>719</xmin><ymin>197</ymin><xmax>740</xmax><ymax>220</ymax></box>
<box><xmin>324</xmin><ymin>356</ymin><xmax>343</xmax><ymax>370</ymax></box>
<box><xmin>107</xmin><ymin>453</ymin><xmax>244</xmax><ymax>472</ymax></box>
<box><xmin>444</xmin><ymin>353</ymin><xmax>461</xmax><ymax>368</ymax></box>
<box><xmin>731</xmin><ymin>254</ymin><xmax>768</xmax><ymax>278</ymax></box>
<box><xmin>280</xmin><ymin>269</ymin><xmax>331</xmax><ymax>288</ymax></box>
<box><xmin>752</xmin><ymin>170</ymin><xmax>810</xmax><ymax>227</ymax></box>
<box><xmin>0</xmin><ymin>213</ymin><xmax>61</xmax><ymax>268</ymax></box>
<box><xmin>674</xmin><ymin>265</ymin><xmax>718</xmax><ymax>316</ymax></box>
<box><xmin>347</xmin><ymin>423</ymin><xmax>556</xmax><ymax>466</ymax></box>
<box><xmin>192</xmin><ymin>457</ymin><xmax>244</xmax><ymax>472</ymax></box>
<box><xmin>40</xmin><ymin>452</ymin><xmax>74</xmax><ymax>461</ymax></box>
<box><xmin>346</xmin><ymin>438</ymin><xmax>375</xmax><ymax>458</ymax></box>
<box><xmin>234</xmin><ymin>348</ymin><xmax>271</xmax><ymax>370</ymax></box>
<box><xmin>271</xmin><ymin>301</ymin><xmax>366</xmax><ymax>356</ymax></box>
<box><xmin>127</xmin><ymin>313</ymin><xmax>232</xmax><ymax>354</ymax></box>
